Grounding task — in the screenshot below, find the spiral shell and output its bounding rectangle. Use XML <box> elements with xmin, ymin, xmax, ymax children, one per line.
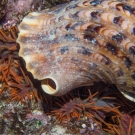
<box><xmin>17</xmin><ymin>0</ymin><xmax>135</xmax><ymax>101</ymax></box>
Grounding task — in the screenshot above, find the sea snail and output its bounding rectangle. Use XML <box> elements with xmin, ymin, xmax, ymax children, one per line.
<box><xmin>17</xmin><ymin>0</ymin><xmax>135</xmax><ymax>102</ymax></box>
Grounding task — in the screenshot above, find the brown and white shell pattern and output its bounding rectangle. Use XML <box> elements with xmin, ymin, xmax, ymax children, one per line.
<box><xmin>17</xmin><ymin>0</ymin><xmax>135</xmax><ymax>101</ymax></box>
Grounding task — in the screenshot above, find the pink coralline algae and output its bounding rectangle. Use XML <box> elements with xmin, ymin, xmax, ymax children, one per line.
<box><xmin>0</xmin><ymin>0</ymin><xmax>47</xmax><ymax>29</ymax></box>
<box><xmin>26</xmin><ymin>110</ymin><xmax>50</xmax><ymax>127</ymax></box>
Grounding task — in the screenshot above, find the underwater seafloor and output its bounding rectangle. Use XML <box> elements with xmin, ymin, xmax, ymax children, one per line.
<box><xmin>0</xmin><ymin>0</ymin><xmax>135</xmax><ymax>135</ymax></box>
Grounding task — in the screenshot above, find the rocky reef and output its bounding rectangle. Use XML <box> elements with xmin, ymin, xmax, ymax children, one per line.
<box><xmin>0</xmin><ymin>0</ymin><xmax>135</xmax><ymax>135</ymax></box>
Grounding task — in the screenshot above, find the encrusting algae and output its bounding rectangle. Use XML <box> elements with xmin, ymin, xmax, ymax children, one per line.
<box><xmin>0</xmin><ymin>0</ymin><xmax>135</xmax><ymax>135</ymax></box>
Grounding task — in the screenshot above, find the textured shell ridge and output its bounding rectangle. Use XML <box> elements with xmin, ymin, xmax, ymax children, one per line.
<box><xmin>17</xmin><ymin>0</ymin><xmax>135</xmax><ymax>101</ymax></box>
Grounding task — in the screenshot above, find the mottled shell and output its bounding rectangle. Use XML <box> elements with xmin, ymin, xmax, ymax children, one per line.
<box><xmin>17</xmin><ymin>0</ymin><xmax>135</xmax><ymax>101</ymax></box>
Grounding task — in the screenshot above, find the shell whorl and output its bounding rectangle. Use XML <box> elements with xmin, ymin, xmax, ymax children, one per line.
<box><xmin>17</xmin><ymin>0</ymin><xmax>135</xmax><ymax>101</ymax></box>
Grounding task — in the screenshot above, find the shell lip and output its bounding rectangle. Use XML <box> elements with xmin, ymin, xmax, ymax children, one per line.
<box><xmin>41</xmin><ymin>76</ymin><xmax>59</xmax><ymax>95</ymax></box>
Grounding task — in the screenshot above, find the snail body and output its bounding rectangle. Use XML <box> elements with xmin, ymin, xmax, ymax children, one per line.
<box><xmin>17</xmin><ymin>0</ymin><xmax>135</xmax><ymax>101</ymax></box>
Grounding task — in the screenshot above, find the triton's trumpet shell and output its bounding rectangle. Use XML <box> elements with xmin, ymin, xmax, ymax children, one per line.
<box><xmin>17</xmin><ymin>0</ymin><xmax>135</xmax><ymax>101</ymax></box>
